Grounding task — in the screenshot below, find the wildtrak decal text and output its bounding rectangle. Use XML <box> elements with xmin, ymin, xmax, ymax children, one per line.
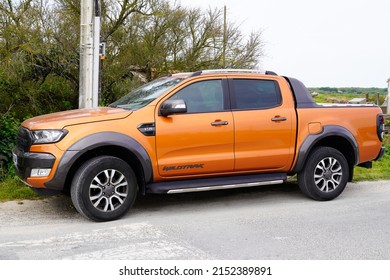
<box><xmin>163</xmin><ymin>164</ymin><xmax>205</xmax><ymax>171</ymax></box>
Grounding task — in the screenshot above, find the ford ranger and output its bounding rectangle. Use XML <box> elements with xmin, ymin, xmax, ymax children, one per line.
<box><xmin>13</xmin><ymin>69</ymin><xmax>386</xmax><ymax>221</ymax></box>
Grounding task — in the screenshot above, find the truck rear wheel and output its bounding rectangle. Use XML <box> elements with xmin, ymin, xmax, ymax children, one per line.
<box><xmin>298</xmin><ymin>146</ymin><xmax>349</xmax><ymax>201</ymax></box>
<box><xmin>70</xmin><ymin>156</ymin><xmax>137</xmax><ymax>222</ymax></box>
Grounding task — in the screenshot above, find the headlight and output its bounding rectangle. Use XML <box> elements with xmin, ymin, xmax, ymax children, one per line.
<box><xmin>31</xmin><ymin>130</ymin><xmax>68</xmax><ymax>144</ymax></box>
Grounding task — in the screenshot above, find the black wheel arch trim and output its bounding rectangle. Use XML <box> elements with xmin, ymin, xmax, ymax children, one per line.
<box><xmin>291</xmin><ymin>125</ymin><xmax>359</xmax><ymax>174</ymax></box>
<box><xmin>44</xmin><ymin>132</ymin><xmax>153</xmax><ymax>191</ymax></box>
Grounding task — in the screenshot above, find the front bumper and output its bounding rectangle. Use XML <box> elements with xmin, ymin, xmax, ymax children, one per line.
<box><xmin>13</xmin><ymin>147</ymin><xmax>56</xmax><ymax>185</ymax></box>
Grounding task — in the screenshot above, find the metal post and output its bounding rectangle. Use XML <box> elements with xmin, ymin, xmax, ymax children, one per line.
<box><xmin>387</xmin><ymin>78</ymin><xmax>390</xmax><ymax>114</ymax></box>
<box><xmin>222</xmin><ymin>5</ymin><xmax>227</xmax><ymax>68</ymax></box>
<box><xmin>79</xmin><ymin>0</ymin><xmax>94</xmax><ymax>108</ymax></box>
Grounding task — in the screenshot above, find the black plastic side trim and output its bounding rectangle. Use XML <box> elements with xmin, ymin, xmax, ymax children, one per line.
<box><xmin>291</xmin><ymin>125</ymin><xmax>359</xmax><ymax>174</ymax></box>
<box><xmin>137</xmin><ymin>123</ymin><xmax>156</xmax><ymax>136</ymax></box>
<box><xmin>44</xmin><ymin>132</ymin><xmax>153</xmax><ymax>190</ymax></box>
<box><xmin>146</xmin><ymin>173</ymin><xmax>287</xmax><ymax>194</ymax></box>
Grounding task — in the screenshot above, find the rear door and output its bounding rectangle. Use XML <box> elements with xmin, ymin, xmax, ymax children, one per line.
<box><xmin>230</xmin><ymin>78</ymin><xmax>296</xmax><ymax>171</ymax></box>
<box><xmin>155</xmin><ymin>78</ymin><xmax>234</xmax><ymax>177</ymax></box>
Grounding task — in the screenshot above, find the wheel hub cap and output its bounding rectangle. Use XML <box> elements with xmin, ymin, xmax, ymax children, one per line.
<box><xmin>314</xmin><ymin>157</ymin><xmax>343</xmax><ymax>192</ymax></box>
<box><xmin>324</xmin><ymin>170</ymin><xmax>332</xmax><ymax>180</ymax></box>
<box><xmin>89</xmin><ymin>169</ymin><xmax>129</xmax><ymax>212</ymax></box>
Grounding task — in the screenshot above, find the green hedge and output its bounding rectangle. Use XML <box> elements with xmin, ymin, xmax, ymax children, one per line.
<box><xmin>0</xmin><ymin>115</ymin><xmax>19</xmax><ymax>178</ymax></box>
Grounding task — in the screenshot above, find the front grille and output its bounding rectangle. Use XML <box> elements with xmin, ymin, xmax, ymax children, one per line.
<box><xmin>16</xmin><ymin>127</ymin><xmax>33</xmax><ymax>152</ymax></box>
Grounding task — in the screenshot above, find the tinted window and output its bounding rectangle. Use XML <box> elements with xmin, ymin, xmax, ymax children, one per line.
<box><xmin>232</xmin><ymin>79</ymin><xmax>281</xmax><ymax>110</ymax></box>
<box><xmin>170</xmin><ymin>80</ymin><xmax>224</xmax><ymax>113</ymax></box>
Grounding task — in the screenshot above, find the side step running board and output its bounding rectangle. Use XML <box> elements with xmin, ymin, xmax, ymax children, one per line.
<box><xmin>146</xmin><ymin>173</ymin><xmax>287</xmax><ymax>194</ymax></box>
<box><xmin>167</xmin><ymin>180</ymin><xmax>284</xmax><ymax>194</ymax></box>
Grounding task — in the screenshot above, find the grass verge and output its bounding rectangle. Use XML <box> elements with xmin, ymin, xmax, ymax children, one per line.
<box><xmin>354</xmin><ymin>144</ymin><xmax>390</xmax><ymax>181</ymax></box>
<box><xmin>0</xmin><ymin>177</ymin><xmax>39</xmax><ymax>202</ymax></box>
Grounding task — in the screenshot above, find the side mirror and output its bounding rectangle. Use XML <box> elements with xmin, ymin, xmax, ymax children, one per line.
<box><xmin>160</xmin><ymin>99</ymin><xmax>187</xmax><ymax>116</ymax></box>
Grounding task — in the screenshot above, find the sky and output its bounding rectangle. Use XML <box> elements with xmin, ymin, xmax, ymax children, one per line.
<box><xmin>178</xmin><ymin>0</ymin><xmax>390</xmax><ymax>88</ymax></box>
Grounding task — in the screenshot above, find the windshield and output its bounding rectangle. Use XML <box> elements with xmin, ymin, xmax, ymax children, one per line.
<box><xmin>110</xmin><ymin>77</ymin><xmax>185</xmax><ymax>110</ymax></box>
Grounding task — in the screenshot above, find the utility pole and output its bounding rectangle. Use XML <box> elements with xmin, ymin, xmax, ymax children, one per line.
<box><xmin>222</xmin><ymin>5</ymin><xmax>227</xmax><ymax>68</ymax></box>
<box><xmin>92</xmin><ymin>0</ymin><xmax>101</xmax><ymax>107</ymax></box>
<box><xmin>79</xmin><ymin>0</ymin><xmax>100</xmax><ymax>109</ymax></box>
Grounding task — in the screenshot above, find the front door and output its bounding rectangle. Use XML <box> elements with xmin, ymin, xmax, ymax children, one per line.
<box><xmin>155</xmin><ymin>79</ymin><xmax>234</xmax><ymax>177</ymax></box>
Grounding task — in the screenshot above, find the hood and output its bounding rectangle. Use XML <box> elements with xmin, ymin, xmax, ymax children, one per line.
<box><xmin>22</xmin><ymin>107</ymin><xmax>132</xmax><ymax>130</ymax></box>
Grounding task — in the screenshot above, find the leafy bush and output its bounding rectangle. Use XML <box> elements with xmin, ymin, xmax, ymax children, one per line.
<box><xmin>0</xmin><ymin>115</ymin><xmax>19</xmax><ymax>178</ymax></box>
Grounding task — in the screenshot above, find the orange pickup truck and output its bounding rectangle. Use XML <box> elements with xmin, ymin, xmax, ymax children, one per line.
<box><xmin>13</xmin><ymin>70</ymin><xmax>385</xmax><ymax>221</ymax></box>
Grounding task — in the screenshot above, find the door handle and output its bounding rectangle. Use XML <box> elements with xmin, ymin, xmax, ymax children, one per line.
<box><xmin>271</xmin><ymin>117</ymin><xmax>287</xmax><ymax>122</ymax></box>
<box><xmin>211</xmin><ymin>121</ymin><xmax>229</xmax><ymax>126</ymax></box>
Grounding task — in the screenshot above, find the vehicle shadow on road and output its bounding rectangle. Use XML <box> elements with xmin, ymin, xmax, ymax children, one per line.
<box><xmin>132</xmin><ymin>181</ymin><xmax>302</xmax><ymax>212</ymax></box>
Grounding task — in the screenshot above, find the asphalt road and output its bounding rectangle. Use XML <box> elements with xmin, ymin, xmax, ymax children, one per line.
<box><xmin>0</xmin><ymin>180</ymin><xmax>389</xmax><ymax>260</ymax></box>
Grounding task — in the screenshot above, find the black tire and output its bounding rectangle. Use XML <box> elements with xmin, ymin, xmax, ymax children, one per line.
<box><xmin>70</xmin><ymin>156</ymin><xmax>137</xmax><ymax>222</ymax></box>
<box><xmin>298</xmin><ymin>146</ymin><xmax>349</xmax><ymax>201</ymax></box>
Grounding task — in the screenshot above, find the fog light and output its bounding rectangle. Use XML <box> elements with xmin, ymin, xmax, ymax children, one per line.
<box><xmin>31</xmin><ymin>168</ymin><xmax>51</xmax><ymax>177</ymax></box>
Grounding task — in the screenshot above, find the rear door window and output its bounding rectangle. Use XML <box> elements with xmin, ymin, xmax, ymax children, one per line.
<box><xmin>230</xmin><ymin>79</ymin><xmax>282</xmax><ymax>110</ymax></box>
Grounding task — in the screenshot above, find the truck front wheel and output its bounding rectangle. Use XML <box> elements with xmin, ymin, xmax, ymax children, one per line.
<box><xmin>298</xmin><ymin>146</ymin><xmax>349</xmax><ymax>201</ymax></box>
<box><xmin>71</xmin><ymin>156</ymin><xmax>137</xmax><ymax>221</ymax></box>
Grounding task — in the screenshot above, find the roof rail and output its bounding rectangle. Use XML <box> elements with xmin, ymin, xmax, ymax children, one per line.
<box><xmin>188</xmin><ymin>69</ymin><xmax>277</xmax><ymax>77</ymax></box>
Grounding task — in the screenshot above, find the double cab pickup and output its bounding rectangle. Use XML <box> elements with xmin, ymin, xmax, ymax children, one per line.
<box><xmin>13</xmin><ymin>69</ymin><xmax>386</xmax><ymax>221</ymax></box>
